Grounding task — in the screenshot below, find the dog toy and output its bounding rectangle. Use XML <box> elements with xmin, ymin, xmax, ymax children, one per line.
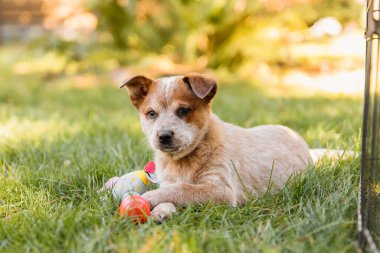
<box><xmin>101</xmin><ymin>161</ymin><xmax>158</xmax><ymax>223</ymax></box>
<box><xmin>118</xmin><ymin>195</ymin><xmax>151</xmax><ymax>224</ymax></box>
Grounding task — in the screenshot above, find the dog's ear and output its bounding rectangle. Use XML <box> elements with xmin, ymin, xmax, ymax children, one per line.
<box><xmin>183</xmin><ymin>73</ymin><xmax>217</xmax><ymax>102</ymax></box>
<box><xmin>120</xmin><ymin>76</ymin><xmax>153</xmax><ymax>108</ymax></box>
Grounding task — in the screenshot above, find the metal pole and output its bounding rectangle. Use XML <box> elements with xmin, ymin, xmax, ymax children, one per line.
<box><xmin>360</xmin><ymin>0</ymin><xmax>380</xmax><ymax>252</ymax></box>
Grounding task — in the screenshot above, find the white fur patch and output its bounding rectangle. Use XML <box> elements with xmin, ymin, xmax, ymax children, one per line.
<box><xmin>157</xmin><ymin>76</ymin><xmax>180</xmax><ymax>97</ymax></box>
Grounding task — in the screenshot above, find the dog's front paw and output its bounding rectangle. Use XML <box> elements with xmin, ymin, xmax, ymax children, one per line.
<box><xmin>141</xmin><ymin>190</ymin><xmax>161</xmax><ymax>208</ymax></box>
<box><xmin>151</xmin><ymin>202</ymin><xmax>177</xmax><ymax>222</ymax></box>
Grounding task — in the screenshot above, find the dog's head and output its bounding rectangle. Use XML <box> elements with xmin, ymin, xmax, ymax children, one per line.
<box><xmin>120</xmin><ymin>73</ymin><xmax>217</xmax><ymax>158</ymax></box>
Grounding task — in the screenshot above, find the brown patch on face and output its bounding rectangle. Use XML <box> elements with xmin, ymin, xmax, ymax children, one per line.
<box><xmin>169</xmin><ymin>78</ymin><xmax>212</xmax><ymax>130</ymax></box>
<box><xmin>137</xmin><ymin>82</ymin><xmax>165</xmax><ymax>117</ymax></box>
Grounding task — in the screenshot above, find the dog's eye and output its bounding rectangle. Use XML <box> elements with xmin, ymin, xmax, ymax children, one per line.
<box><xmin>146</xmin><ymin>110</ymin><xmax>158</xmax><ymax>119</ymax></box>
<box><xmin>177</xmin><ymin>107</ymin><xmax>191</xmax><ymax>118</ymax></box>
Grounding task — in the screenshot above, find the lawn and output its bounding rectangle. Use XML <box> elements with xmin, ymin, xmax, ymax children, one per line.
<box><xmin>0</xmin><ymin>45</ymin><xmax>363</xmax><ymax>252</ymax></box>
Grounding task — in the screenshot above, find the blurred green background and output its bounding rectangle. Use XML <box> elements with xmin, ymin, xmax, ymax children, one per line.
<box><xmin>0</xmin><ymin>0</ymin><xmax>365</xmax><ymax>89</ymax></box>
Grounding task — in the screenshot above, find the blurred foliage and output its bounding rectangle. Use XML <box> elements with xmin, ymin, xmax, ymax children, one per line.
<box><xmin>85</xmin><ymin>0</ymin><xmax>361</xmax><ymax>69</ymax></box>
<box><xmin>29</xmin><ymin>35</ymin><xmax>124</xmax><ymax>74</ymax></box>
<box><xmin>29</xmin><ymin>0</ymin><xmax>362</xmax><ymax>72</ymax></box>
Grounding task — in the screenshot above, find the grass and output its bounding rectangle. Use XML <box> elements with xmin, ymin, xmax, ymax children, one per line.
<box><xmin>0</xmin><ymin>45</ymin><xmax>363</xmax><ymax>252</ymax></box>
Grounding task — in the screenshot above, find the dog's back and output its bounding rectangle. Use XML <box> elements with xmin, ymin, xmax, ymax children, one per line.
<box><xmin>210</xmin><ymin>116</ymin><xmax>312</xmax><ymax>203</ymax></box>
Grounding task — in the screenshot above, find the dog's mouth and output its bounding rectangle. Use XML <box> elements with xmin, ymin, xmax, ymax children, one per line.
<box><xmin>158</xmin><ymin>143</ymin><xmax>181</xmax><ymax>153</ymax></box>
<box><xmin>157</xmin><ymin>140</ymin><xmax>181</xmax><ymax>154</ymax></box>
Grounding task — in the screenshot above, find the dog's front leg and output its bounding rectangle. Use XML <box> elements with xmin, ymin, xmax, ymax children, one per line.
<box><xmin>141</xmin><ymin>182</ymin><xmax>232</xmax><ymax>209</ymax></box>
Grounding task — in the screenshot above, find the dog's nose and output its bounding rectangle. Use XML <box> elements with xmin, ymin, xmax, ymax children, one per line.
<box><xmin>158</xmin><ymin>130</ymin><xmax>174</xmax><ymax>144</ymax></box>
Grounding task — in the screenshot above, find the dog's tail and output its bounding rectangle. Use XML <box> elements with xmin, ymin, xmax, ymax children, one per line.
<box><xmin>309</xmin><ymin>148</ymin><xmax>356</xmax><ymax>164</ymax></box>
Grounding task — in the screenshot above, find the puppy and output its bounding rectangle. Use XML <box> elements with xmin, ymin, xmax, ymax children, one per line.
<box><xmin>120</xmin><ymin>73</ymin><xmax>313</xmax><ymax>221</ymax></box>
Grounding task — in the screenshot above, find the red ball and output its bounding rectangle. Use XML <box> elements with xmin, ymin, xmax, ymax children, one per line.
<box><xmin>118</xmin><ymin>195</ymin><xmax>151</xmax><ymax>224</ymax></box>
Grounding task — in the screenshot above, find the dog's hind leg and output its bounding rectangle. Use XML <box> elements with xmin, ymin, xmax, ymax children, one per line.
<box><xmin>309</xmin><ymin>148</ymin><xmax>356</xmax><ymax>164</ymax></box>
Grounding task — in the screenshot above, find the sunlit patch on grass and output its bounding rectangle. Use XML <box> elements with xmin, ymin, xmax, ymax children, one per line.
<box><xmin>289</xmin><ymin>31</ymin><xmax>364</xmax><ymax>59</ymax></box>
<box><xmin>280</xmin><ymin>69</ymin><xmax>364</xmax><ymax>97</ymax></box>
<box><xmin>49</xmin><ymin>74</ymin><xmax>105</xmax><ymax>89</ymax></box>
<box><xmin>0</xmin><ymin>117</ymin><xmax>81</xmax><ymax>151</ymax></box>
<box><xmin>12</xmin><ymin>52</ymin><xmax>66</xmax><ymax>75</ymax></box>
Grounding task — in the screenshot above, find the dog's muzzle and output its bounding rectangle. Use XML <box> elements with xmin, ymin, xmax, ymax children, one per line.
<box><xmin>158</xmin><ymin>130</ymin><xmax>174</xmax><ymax>147</ymax></box>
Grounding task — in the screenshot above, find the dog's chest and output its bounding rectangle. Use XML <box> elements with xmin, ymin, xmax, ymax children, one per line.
<box><xmin>155</xmin><ymin>161</ymin><xmax>196</xmax><ymax>184</ymax></box>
